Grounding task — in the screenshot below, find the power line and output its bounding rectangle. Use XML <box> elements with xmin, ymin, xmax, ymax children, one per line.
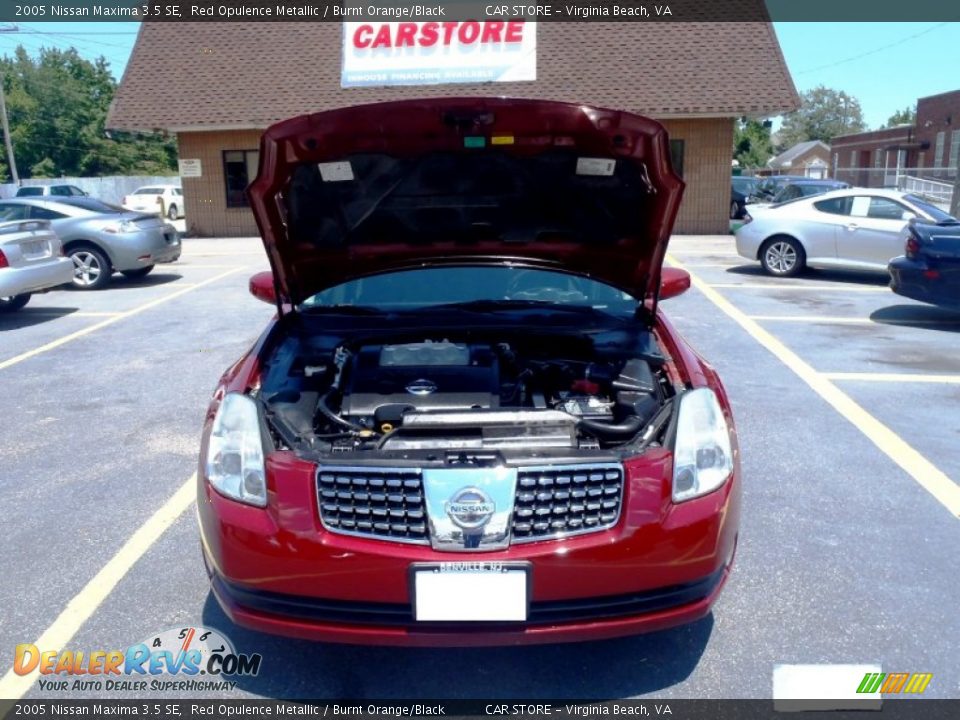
<box><xmin>795</xmin><ymin>23</ymin><xmax>951</xmax><ymax>74</ymax></box>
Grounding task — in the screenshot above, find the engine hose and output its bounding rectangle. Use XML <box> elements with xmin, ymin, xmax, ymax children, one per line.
<box><xmin>317</xmin><ymin>389</ymin><xmax>367</xmax><ymax>432</ymax></box>
<box><xmin>577</xmin><ymin>415</ymin><xmax>645</xmax><ymax>438</ymax></box>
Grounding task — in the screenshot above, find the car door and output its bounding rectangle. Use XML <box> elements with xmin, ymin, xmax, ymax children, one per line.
<box><xmin>838</xmin><ymin>196</ymin><xmax>912</xmax><ymax>268</ymax></box>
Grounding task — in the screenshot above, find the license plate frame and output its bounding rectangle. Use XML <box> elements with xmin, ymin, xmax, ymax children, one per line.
<box><xmin>410</xmin><ymin>561</ymin><xmax>531</xmax><ymax>622</ymax></box>
<box><xmin>21</xmin><ymin>240</ymin><xmax>45</xmax><ymax>258</ymax></box>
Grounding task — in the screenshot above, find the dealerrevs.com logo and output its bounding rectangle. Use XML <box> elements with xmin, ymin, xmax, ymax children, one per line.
<box><xmin>14</xmin><ymin>626</ymin><xmax>262</xmax><ymax>693</ymax></box>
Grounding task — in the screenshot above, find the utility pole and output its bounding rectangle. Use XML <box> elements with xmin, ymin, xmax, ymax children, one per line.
<box><xmin>0</xmin><ymin>23</ymin><xmax>18</xmax><ymax>185</ymax></box>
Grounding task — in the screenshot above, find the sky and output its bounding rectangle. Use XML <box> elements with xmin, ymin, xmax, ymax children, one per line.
<box><xmin>2</xmin><ymin>21</ymin><xmax>960</xmax><ymax>130</ymax></box>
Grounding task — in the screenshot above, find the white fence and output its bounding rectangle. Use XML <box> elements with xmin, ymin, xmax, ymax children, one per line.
<box><xmin>0</xmin><ymin>176</ymin><xmax>180</xmax><ymax>205</ymax></box>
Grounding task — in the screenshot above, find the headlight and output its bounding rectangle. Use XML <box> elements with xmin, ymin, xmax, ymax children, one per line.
<box><xmin>205</xmin><ymin>393</ymin><xmax>267</xmax><ymax>507</ymax></box>
<box><xmin>672</xmin><ymin>388</ymin><xmax>733</xmax><ymax>502</ymax></box>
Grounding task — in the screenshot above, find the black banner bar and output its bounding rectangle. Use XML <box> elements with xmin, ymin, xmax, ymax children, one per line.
<box><xmin>4</xmin><ymin>700</ymin><xmax>960</xmax><ymax>720</ymax></box>
<box><xmin>1</xmin><ymin>1</ymin><xmax>959</xmax><ymax>23</ymax></box>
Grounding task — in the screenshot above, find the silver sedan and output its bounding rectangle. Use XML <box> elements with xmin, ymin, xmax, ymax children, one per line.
<box><xmin>0</xmin><ymin>219</ymin><xmax>74</xmax><ymax>312</ymax></box>
<box><xmin>735</xmin><ymin>189</ymin><xmax>955</xmax><ymax>277</ymax></box>
<box><xmin>0</xmin><ymin>197</ymin><xmax>181</xmax><ymax>290</ymax></box>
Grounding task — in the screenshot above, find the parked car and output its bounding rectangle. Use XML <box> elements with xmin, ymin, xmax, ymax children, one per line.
<box><xmin>0</xmin><ymin>218</ymin><xmax>74</xmax><ymax>312</ymax></box>
<box><xmin>736</xmin><ymin>189</ymin><xmax>951</xmax><ymax>277</ymax></box>
<box><xmin>889</xmin><ymin>216</ymin><xmax>960</xmax><ymax>308</ymax></box>
<box><xmin>15</xmin><ymin>184</ymin><xmax>88</xmax><ymax>198</ymax></box>
<box><xmin>731</xmin><ymin>176</ymin><xmax>761</xmax><ymax>220</ymax></box>
<box><xmin>768</xmin><ymin>179</ymin><xmax>850</xmax><ymax>204</ymax></box>
<box><xmin>755</xmin><ymin>174</ymin><xmax>807</xmax><ymax>201</ymax></box>
<box><xmin>197</xmin><ymin>98</ymin><xmax>741</xmax><ymax>645</ymax></box>
<box><xmin>122</xmin><ymin>185</ymin><xmax>184</xmax><ymax>220</ymax></box>
<box><xmin>0</xmin><ymin>197</ymin><xmax>181</xmax><ymax>289</ymax></box>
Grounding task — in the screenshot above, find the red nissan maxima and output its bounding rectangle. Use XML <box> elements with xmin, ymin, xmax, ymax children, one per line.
<box><xmin>197</xmin><ymin>98</ymin><xmax>741</xmax><ymax>646</ymax></box>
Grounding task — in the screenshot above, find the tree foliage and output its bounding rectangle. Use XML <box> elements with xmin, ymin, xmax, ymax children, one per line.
<box><xmin>777</xmin><ymin>85</ymin><xmax>866</xmax><ymax>150</ymax></box>
<box><xmin>733</xmin><ymin>118</ymin><xmax>774</xmax><ymax>170</ymax></box>
<box><xmin>883</xmin><ymin>106</ymin><xmax>916</xmax><ymax>128</ymax></box>
<box><xmin>0</xmin><ymin>46</ymin><xmax>177</xmax><ymax>182</ymax></box>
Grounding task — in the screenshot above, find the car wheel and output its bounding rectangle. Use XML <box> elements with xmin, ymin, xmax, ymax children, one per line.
<box><xmin>730</xmin><ymin>201</ymin><xmax>740</xmax><ymax>220</ymax></box>
<box><xmin>121</xmin><ymin>265</ymin><xmax>155</xmax><ymax>280</ymax></box>
<box><xmin>0</xmin><ymin>294</ymin><xmax>31</xmax><ymax>312</ymax></box>
<box><xmin>68</xmin><ymin>246</ymin><xmax>112</xmax><ymax>290</ymax></box>
<box><xmin>167</xmin><ymin>204</ymin><xmax>178</xmax><ymax>220</ymax></box>
<box><xmin>760</xmin><ymin>236</ymin><xmax>806</xmax><ymax>277</ymax></box>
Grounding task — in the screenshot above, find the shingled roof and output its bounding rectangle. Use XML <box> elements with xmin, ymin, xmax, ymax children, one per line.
<box><xmin>108</xmin><ymin>21</ymin><xmax>798</xmax><ymax>132</ymax></box>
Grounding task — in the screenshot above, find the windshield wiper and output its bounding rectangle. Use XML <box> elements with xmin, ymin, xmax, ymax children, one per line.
<box><xmin>421</xmin><ymin>299</ymin><xmax>608</xmax><ymax>315</ymax></box>
<box><xmin>299</xmin><ymin>304</ymin><xmax>383</xmax><ymax>316</ymax></box>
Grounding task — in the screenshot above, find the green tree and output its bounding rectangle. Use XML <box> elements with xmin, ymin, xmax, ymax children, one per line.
<box><xmin>883</xmin><ymin>106</ymin><xmax>916</xmax><ymax>128</ymax></box>
<box><xmin>0</xmin><ymin>46</ymin><xmax>177</xmax><ymax>181</ymax></box>
<box><xmin>733</xmin><ymin>118</ymin><xmax>774</xmax><ymax>170</ymax></box>
<box><xmin>777</xmin><ymin>86</ymin><xmax>866</xmax><ymax>149</ymax></box>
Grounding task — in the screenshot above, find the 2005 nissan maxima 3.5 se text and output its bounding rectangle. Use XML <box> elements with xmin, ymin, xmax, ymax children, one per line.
<box><xmin>197</xmin><ymin>98</ymin><xmax>741</xmax><ymax>646</ymax></box>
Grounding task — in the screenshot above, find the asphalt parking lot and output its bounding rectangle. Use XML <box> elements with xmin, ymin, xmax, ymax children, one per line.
<box><xmin>1</xmin><ymin>235</ymin><xmax>959</xmax><ymax>700</ymax></box>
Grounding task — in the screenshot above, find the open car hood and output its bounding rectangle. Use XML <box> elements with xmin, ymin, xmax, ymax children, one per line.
<box><xmin>248</xmin><ymin>98</ymin><xmax>684</xmax><ymax>312</ymax></box>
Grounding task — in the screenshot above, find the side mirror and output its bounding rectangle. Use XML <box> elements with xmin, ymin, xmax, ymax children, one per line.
<box><xmin>249</xmin><ymin>271</ymin><xmax>277</xmax><ymax>305</ymax></box>
<box><xmin>660</xmin><ymin>267</ymin><xmax>691</xmax><ymax>300</ymax></box>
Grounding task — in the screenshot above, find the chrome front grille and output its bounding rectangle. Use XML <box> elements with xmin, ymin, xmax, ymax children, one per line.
<box><xmin>317</xmin><ymin>467</ymin><xmax>428</xmax><ymax>544</ymax></box>
<box><xmin>511</xmin><ymin>463</ymin><xmax>624</xmax><ymax>542</ymax></box>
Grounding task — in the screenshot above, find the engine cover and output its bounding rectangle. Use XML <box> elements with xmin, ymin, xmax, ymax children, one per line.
<box><xmin>341</xmin><ymin>342</ymin><xmax>500</xmax><ymax>419</ymax></box>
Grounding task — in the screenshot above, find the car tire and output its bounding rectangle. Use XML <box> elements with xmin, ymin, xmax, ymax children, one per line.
<box><xmin>0</xmin><ymin>294</ymin><xmax>31</xmax><ymax>312</ymax></box>
<box><xmin>121</xmin><ymin>265</ymin><xmax>155</xmax><ymax>280</ymax></box>
<box><xmin>167</xmin><ymin>204</ymin><xmax>178</xmax><ymax>220</ymax></box>
<box><xmin>68</xmin><ymin>245</ymin><xmax>112</xmax><ymax>290</ymax></box>
<box><xmin>730</xmin><ymin>201</ymin><xmax>740</xmax><ymax>220</ymax></box>
<box><xmin>760</xmin><ymin>236</ymin><xmax>806</xmax><ymax>277</ymax></box>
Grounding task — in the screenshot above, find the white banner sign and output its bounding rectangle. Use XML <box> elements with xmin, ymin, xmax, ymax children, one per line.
<box><xmin>178</xmin><ymin>159</ymin><xmax>202</xmax><ymax>178</ymax></box>
<box><xmin>341</xmin><ymin>21</ymin><xmax>537</xmax><ymax>88</ymax></box>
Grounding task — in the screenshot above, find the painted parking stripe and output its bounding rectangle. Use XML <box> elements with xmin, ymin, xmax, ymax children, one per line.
<box><xmin>709</xmin><ymin>283</ymin><xmax>888</xmax><ymax>292</ymax></box>
<box><xmin>0</xmin><ymin>475</ymin><xmax>196</xmax><ymax>700</ymax></box>
<box><xmin>0</xmin><ymin>268</ymin><xmax>244</xmax><ymax>373</ymax></box>
<box><xmin>667</xmin><ymin>254</ymin><xmax>960</xmax><ymax>519</ymax></box>
<box><xmin>823</xmin><ymin>372</ymin><xmax>960</xmax><ymax>384</ymax></box>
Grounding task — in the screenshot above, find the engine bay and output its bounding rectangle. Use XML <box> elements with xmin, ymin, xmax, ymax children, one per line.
<box><xmin>260</xmin><ymin>328</ymin><xmax>677</xmax><ymax>458</ymax></box>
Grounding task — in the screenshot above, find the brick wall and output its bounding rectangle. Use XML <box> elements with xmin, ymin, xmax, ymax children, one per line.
<box><xmin>661</xmin><ymin>118</ymin><xmax>734</xmax><ymax>234</ymax></box>
<box><xmin>915</xmin><ymin>90</ymin><xmax>960</xmax><ymax>176</ymax></box>
<box><xmin>178</xmin><ymin>118</ymin><xmax>733</xmax><ymax>238</ymax></box>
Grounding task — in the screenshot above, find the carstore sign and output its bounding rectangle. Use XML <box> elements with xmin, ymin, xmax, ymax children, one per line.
<box><xmin>341</xmin><ymin>21</ymin><xmax>537</xmax><ymax>87</ymax></box>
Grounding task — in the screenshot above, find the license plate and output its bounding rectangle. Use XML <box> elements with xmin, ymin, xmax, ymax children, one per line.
<box><xmin>411</xmin><ymin>562</ymin><xmax>529</xmax><ymax>622</ymax></box>
<box><xmin>21</xmin><ymin>240</ymin><xmax>45</xmax><ymax>257</ymax></box>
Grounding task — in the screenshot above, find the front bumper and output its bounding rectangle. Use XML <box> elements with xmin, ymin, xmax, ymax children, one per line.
<box><xmin>198</xmin><ymin>450</ymin><xmax>740</xmax><ymax>646</ymax></box>
<box><xmin>0</xmin><ymin>257</ymin><xmax>74</xmax><ymax>296</ymax></box>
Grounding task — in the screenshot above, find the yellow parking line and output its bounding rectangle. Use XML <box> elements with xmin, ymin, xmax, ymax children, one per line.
<box><xmin>0</xmin><ymin>268</ymin><xmax>244</xmax><ymax>372</ymax></box>
<box><xmin>709</xmin><ymin>283</ymin><xmax>888</xmax><ymax>292</ymax></box>
<box><xmin>667</xmin><ymin>254</ymin><xmax>960</xmax><ymax>519</ymax></box>
<box><xmin>0</xmin><ymin>475</ymin><xmax>196</xmax><ymax>700</ymax></box>
<box><xmin>823</xmin><ymin>372</ymin><xmax>960</xmax><ymax>384</ymax></box>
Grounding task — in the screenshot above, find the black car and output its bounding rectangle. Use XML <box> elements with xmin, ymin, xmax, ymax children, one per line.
<box><xmin>889</xmin><ymin>213</ymin><xmax>960</xmax><ymax>309</ymax></box>
<box><xmin>755</xmin><ymin>174</ymin><xmax>807</xmax><ymax>201</ymax></box>
<box><xmin>730</xmin><ymin>176</ymin><xmax>760</xmax><ymax>220</ymax></box>
<box><xmin>769</xmin><ymin>179</ymin><xmax>850</xmax><ymax>204</ymax></box>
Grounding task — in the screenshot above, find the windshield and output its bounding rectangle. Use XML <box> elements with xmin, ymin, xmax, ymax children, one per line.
<box><xmin>300</xmin><ymin>267</ymin><xmax>638</xmax><ymax>316</ymax></box>
<box><xmin>904</xmin><ymin>195</ymin><xmax>957</xmax><ymax>224</ymax></box>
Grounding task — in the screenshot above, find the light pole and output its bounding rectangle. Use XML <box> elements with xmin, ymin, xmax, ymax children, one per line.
<box><xmin>0</xmin><ymin>23</ymin><xmax>19</xmax><ymax>185</ymax></box>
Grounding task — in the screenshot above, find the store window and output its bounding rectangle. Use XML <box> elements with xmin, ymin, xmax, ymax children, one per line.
<box><xmin>223</xmin><ymin>150</ymin><xmax>259</xmax><ymax>208</ymax></box>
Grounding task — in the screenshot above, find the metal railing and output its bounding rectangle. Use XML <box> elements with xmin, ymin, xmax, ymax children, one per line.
<box><xmin>832</xmin><ymin>166</ymin><xmax>955</xmax><ymax>210</ymax></box>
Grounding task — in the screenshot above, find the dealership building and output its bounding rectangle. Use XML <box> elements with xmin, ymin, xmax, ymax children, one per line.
<box><xmin>108</xmin><ymin>21</ymin><xmax>798</xmax><ymax>236</ymax></box>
